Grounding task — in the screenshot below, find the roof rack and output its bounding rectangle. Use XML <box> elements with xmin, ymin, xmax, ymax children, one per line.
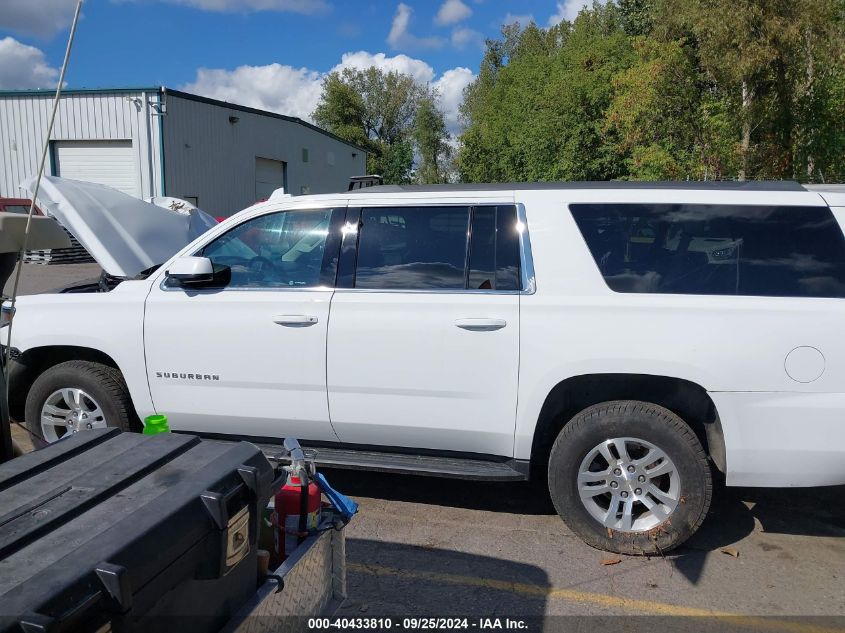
<box><xmin>348</xmin><ymin>175</ymin><xmax>383</xmax><ymax>191</ymax></box>
<box><xmin>347</xmin><ymin>181</ymin><xmax>807</xmax><ymax>194</ymax></box>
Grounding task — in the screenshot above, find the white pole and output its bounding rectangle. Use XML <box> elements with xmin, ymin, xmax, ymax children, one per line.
<box><xmin>3</xmin><ymin>0</ymin><xmax>84</xmax><ymax>377</ymax></box>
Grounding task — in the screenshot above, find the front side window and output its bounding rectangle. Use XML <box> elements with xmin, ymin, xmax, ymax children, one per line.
<box><xmin>201</xmin><ymin>208</ymin><xmax>335</xmax><ymax>288</ymax></box>
<box><xmin>570</xmin><ymin>203</ymin><xmax>845</xmax><ymax>298</ymax></box>
<box><xmin>352</xmin><ymin>205</ymin><xmax>522</xmax><ymax>291</ymax></box>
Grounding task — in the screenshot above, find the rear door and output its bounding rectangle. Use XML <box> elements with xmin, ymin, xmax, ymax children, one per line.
<box><xmin>326</xmin><ymin>201</ymin><xmax>524</xmax><ymax>457</ymax></box>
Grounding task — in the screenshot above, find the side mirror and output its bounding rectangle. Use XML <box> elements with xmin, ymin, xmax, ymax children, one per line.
<box><xmin>165</xmin><ymin>256</ymin><xmax>230</xmax><ymax>287</ymax></box>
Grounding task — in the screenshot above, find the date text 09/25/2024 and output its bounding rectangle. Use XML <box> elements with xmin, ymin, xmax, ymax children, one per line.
<box><xmin>307</xmin><ymin>618</ymin><xmax>529</xmax><ymax>630</ymax></box>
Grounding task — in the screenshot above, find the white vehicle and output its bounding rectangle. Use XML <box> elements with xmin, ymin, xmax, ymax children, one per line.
<box><xmin>7</xmin><ymin>177</ymin><xmax>845</xmax><ymax>554</ymax></box>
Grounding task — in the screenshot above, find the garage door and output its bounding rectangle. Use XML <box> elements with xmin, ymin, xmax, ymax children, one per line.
<box><xmin>255</xmin><ymin>157</ymin><xmax>286</xmax><ymax>201</ymax></box>
<box><xmin>53</xmin><ymin>140</ymin><xmax>139</xmax><ymax>197</ymax></box>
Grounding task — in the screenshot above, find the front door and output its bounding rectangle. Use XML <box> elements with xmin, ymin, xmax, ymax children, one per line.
<box><xmin>326</xmin><ymin>204</ymin><xmax>522</xmax><ymax>457</ymax></box>
<box><xmin>144</xmin><ymin>205</ymin><xmax>345</xmax><ymax>441</ymax></box>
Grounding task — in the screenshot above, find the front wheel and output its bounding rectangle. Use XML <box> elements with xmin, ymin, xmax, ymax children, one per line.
<box><xmin>25</xmin><ymin>360</ymin><xmax>139</xmax><ymax>447</ymax></box>
<box><xmin>548</xmin><ymin>400</ymin><xmax>712</xmax><ymax>555</ymax></box>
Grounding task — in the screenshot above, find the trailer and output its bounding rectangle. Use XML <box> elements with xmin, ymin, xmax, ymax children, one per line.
<box><xmin>0</xmin><ymin>429</ymin><xmax>353</xmax><ymax>633</ymax></box>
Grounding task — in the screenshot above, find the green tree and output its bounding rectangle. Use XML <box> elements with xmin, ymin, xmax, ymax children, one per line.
<box><xmin>654</xmin><ymin>0</ymin><xmax>845</xmax><ymax>180</ymax></box>
<box><xmin>605</xmin><ymin>37</ymin><xmax>738</xmax><ymax>179</ymax></box>
<box><xmin>381</xmin><ymin>141</ymin><xmax>415</xmax><ymax>185</ymax></box>
<box><xmin>618</xmin><ymin>0</ymin><xmax>654</xmax><ymax>36</ymax></box>
<box><xmin>413</xmin><ymin>97</ymin><xmax>452</xmax><ymax>184</ymax></box>
<box><xmin>457</xmin><ymin>0</ymin><xmax>845</xmax><ymax>183</ymax></box>
<box><xmin>313</xmin><ymin>66</ymin><xmax>451</xmax><ymax>184</ymax></box>
<box><xmin>796</xmin><ymin>63</ymin><xmax>845</xmax><ymax>181</ymax></box>
<box><xmin>459</xmin><ymin>6</ymin><xmax>637</xmax><ymax>182</ymax></box>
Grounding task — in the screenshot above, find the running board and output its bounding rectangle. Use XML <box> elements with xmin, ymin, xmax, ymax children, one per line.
<box><xmin>255</xmin><ymin>444</ymin><xmax>529</xmax><ymax>482</ymax></box>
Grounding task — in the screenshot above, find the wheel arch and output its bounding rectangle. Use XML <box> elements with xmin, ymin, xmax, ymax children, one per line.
<box><xmin>9</xmin><ymin>345</ymin><xmax>124</xmax><ymax>421</ymax></box>
<box><xmin>529</xmin><ymin>373</ymin><xmax>726</xmax><ymax>479</ymax></box>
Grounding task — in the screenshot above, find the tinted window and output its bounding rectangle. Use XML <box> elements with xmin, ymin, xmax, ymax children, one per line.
<box><xmin>3</xmin><ymin>205</ymin><xmax>31</xmax><ymax>214</ymax></box>
<box><xmin>468</xmin><ymin>205</ymin><xmax>521</xmax><ymax>290</ymax></box>
<box><xmin>355</xmin><ymin>207</ymin><xmax>470</xmax><ymax>289</ymax></box>
<box><xmin>201</xmin><ymin>208</ymin><xmax>334</xmax><ymax>288</ymax></box>
<box><xmin>570</xmin><ymin>203</ymin><xmax>845</xmax><ymax>298</ymax></box>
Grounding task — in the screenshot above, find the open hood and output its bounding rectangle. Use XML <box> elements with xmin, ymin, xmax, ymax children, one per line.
<box><xmin>21</xmin><ymin>176</ymin><xmax>217</xmax><ymax>278</ymax></box>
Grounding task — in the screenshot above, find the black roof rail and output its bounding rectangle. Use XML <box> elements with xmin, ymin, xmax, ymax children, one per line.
<box><xmin>347</xmin><ymin>181</ymin><xmax>807</xmax><ymax>194</ymax></box>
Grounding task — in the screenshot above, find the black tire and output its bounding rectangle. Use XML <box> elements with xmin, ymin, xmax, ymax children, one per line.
<box><xmin>24</xmin><ymin>360</ymin><xmax>139</xmax><ymax>448</ymax></box>
<box><xmin>548</xmin><ymin>400</ymin><xmax>712</xmax><ymax>555</ymax></box>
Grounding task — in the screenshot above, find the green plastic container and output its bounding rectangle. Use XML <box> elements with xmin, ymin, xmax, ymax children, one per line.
<box><xmin>142</xmin><ymin>414</ymin><xmax>170</xmax><ymax>435</ymax></box>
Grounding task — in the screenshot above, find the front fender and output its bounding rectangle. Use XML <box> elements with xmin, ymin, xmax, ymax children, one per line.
<box><xmin>9</xmin><ymin>282</ymin><xmax>154</xmax><ymax>418</ymax></box>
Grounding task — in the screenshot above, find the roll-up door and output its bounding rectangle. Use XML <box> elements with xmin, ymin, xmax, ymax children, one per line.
<box><xmin>54</xmin><ymin>140</ymin><xmax>139</xmax><ymax>198</ymax></box>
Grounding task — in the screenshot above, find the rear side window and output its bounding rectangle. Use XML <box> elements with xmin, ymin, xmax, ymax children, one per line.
<box><xmin>355</xmin><ymin>206</ymin><xmax>470</xmax><ymax>289</ymax></box>
<box><xmin>353</xmin><ymin>205</ymin><xmax>521</xmax><ymax>291</ymax></box>
<box><xmin>570</xmin><ymin>203</ymin><xmax>845</xmax><ymax>298</ymax></box>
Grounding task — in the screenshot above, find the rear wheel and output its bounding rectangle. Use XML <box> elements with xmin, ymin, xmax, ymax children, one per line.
<box><xmin>24</xmin><ymin>360</ymin><xmax>138</xmax><ymax>447</ymax></box>
<box><xmin>548</xmin><ymin>400</ymin><xmax>711</xmax><ymax>554</ymax></box>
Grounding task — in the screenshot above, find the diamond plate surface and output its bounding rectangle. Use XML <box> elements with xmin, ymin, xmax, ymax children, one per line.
<box><xmin>234</xmin><ymin>527</ymin><xmax>346</xmax><ymax>633</ymax></box>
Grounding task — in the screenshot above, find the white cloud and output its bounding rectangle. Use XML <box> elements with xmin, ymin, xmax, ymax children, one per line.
<box><xmin>334</xmin><ymin>51</ymin><xmax>435</xmax><ymax>85</ymax></box>
<box><xmin>503</xmin><ymin>13</ymin><xmax>534</xmax><ymax>26</ymax></box>
<box><xmin>0</xmin><ymin>37</ymin><xmax>60</xmax><ymax>89</ymax></box>
<box><xmin>388</xmin><ymin>3</ymin><xmax>412</xmax><ymax>45</ymax></box>
<box><xmin>182</xmin><ymin>63</ymin><xmax>323</xmax><ymax>120</ymax></box>
<box><xmin>0</xmin><ymin>0</ymin><xmax>329</xmax><ymax>37</ymax></box>
<box><xmin>388</xmin><ymin>3</ymin><xmax>445</xmax><ymax>50</ymax></box>
<box><xmin>434</xmin><ymin>0</ymin><xmax>471</xmax><ymax>26</ymax></box>
<box><xmin>124</xmin><ymin>0</ymin><xmax>330</xmax><ymax>13</ymax></box>
<box><xmin>450</xmin><ymin>27</ymin><xmax>483</xmax><ymax>50</ymax></box>
<box><xmin>181</xmin><ymin>50</ymin><xmax>474</xmax><ymax>139</ymax></box>
<box><xmin>432</xmin><ymin>67</ymin><xmax>475</xmax><ymax>135</ymax></box>
<box><xmin>0</xmin><ymin>0</ymin><xmax>78</xmax><ymax>38</ymax></box>
<box><xmin>547</xmin><ymin>0</ymin><xmax>588</xmax><ymax>26</ymax></box>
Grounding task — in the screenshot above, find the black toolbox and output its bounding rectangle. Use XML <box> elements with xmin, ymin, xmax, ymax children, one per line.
<box><xmin>0</xmin><ymin>428</ymin><xmax>273</xmax><ymax>633</ymax></box>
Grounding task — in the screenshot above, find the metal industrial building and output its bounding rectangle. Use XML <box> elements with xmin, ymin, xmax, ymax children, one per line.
<box><xmin>0</xmin><ymin>87</ymin><xmax>367</xmax><ymax>215</ymax></box>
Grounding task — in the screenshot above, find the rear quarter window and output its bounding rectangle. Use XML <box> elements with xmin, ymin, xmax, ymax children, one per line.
<box><xmin>570</xmin><ymin>203</ymin><xmax>845</xmax><ymax>298</ymax></box>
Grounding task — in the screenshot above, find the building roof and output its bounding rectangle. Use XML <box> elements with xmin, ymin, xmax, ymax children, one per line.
<box><xmin>347</xmin><ymin>181</ymin><xmax>808</xmax><ymax>194</ymax></box>
<box><xmin>0</xmin><ymin>86</ymin><xmax>369</xmax><ymax>154</ymax></box>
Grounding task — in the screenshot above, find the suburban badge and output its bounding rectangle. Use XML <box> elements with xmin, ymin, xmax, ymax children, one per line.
<box><xmin>155</xmin><ymin>372</ymin><xmax>220</xmax><ymax>381</ymax></box>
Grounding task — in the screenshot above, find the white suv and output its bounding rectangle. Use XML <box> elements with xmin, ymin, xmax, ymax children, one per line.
<box><xmin>8</xmin><ymin>177</ymin><xmax>845</xmax><ymax>554</ymax></box>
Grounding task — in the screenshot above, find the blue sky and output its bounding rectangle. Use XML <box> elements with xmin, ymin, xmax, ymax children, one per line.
<box><xmin>0</xmin><ymin>0</ymin><xmax>588</xmax><ymax>133</ymax></box>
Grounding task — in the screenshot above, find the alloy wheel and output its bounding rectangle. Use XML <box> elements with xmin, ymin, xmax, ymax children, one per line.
<box><xmin>40</xmin><ymin>387</ymin><xmax>108</xmax><ymax>442</ymax></box>
<box><xmin>577</xmin><ymin>436</ymin><xmax>681</xmax><ymax>532</ymax></box>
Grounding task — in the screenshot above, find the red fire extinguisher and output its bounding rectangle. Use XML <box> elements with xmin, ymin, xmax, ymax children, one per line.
<box><xmin>273</xmin><ymin>471</ymin><xmax>320</xmax><ymax>563</ymax></box>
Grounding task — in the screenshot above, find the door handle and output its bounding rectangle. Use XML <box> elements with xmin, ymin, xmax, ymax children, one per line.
<box><xmin>273</xmin><ymin>314</ymin><xmax>318</xmax><ymax>326</ymax></box>
<box><xmin>454</xmin><ymin>318</ymin><xmax>507</xmax><ymax>331</ymax></box>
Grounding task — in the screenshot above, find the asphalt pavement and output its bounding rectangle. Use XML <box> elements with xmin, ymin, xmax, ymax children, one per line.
<box><xmin>332</xmin><ymin>468</ymin><xmax>844</xmax><ymax>628</ymax></box>
<box><xmin>6</xmin><ymin>262</ymin><xmax>845</xmax><ymax>631</ymax></box>
<box><xmin>3</xmin><ymin>262</ymin><xmax>102</xmax><ymax>297</ymax></box>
